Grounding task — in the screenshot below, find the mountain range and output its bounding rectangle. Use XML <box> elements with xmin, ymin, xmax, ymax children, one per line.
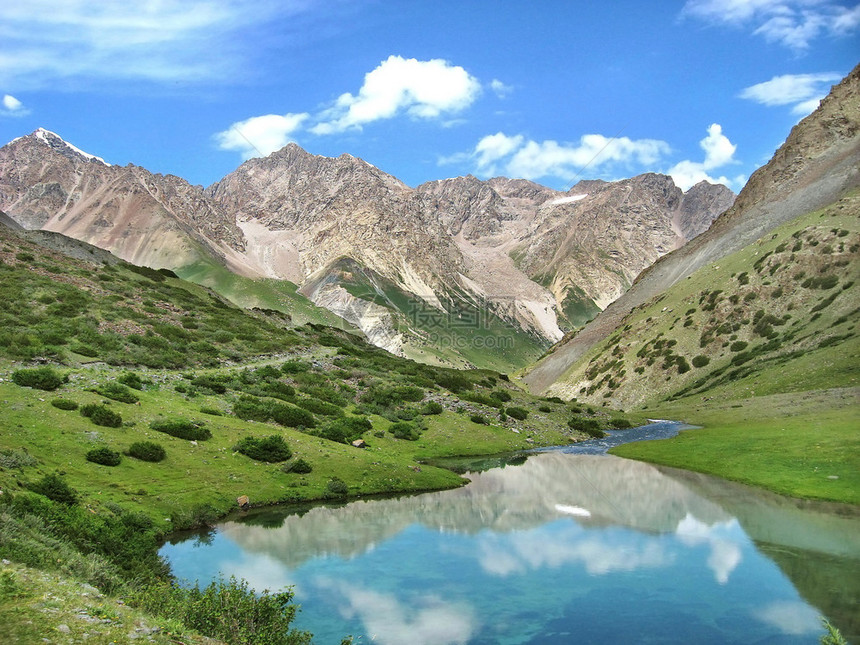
<box><xmin>0</xmin><ymin>127</ymin><xmax>733</xmax><ymax>371</ymax></box>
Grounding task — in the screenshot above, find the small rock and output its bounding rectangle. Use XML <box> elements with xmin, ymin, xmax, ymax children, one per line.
<box><xmin>827</xmin><ymin>475</ymin><xmax>839</xmax><ymax>480</ymax></box>
<box><xmin>57</xmin><ymin>624</ymin><xmax>71</xmax><ymax>634</ymax></box>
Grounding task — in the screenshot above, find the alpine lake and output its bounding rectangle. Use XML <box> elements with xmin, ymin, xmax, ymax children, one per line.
<box><xmin>160</xmin><ymin>423</ymin><xmax>860</xmax><ymax>644</ymax></box>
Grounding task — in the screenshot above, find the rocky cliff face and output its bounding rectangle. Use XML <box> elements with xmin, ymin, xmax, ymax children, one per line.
<box><xmin>0</xmin><ymin>129</ymin><xmax>244</xmax><ymax>270</ymax></box>
<box><xmin>523</xmin><ymin>64</ymin><xmax>860</xmax><ymax>394</ymax></box>
<box><xmin>0</xmin><ymin>128</ymin><xmax>734</xmax><ymax>369</ymax></box>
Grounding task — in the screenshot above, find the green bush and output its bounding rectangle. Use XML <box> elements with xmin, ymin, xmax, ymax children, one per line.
<box><xmin>389</xmin><ymin>421</ymin><xmax>420</xmax><ymax>441</ymax></box>
<box><xmin>117</xmin><ymin>372</ymin><xmax>145</xmax><ymax>390</ymax></box>
<box><xmin>318</xmin><ymin>416</ymin><xmax>372</xmax><ymax>444</ymax></box>
<box><xmin>691</xmin><ymin>355</ymin><xmax>710</xmax><ymax>368</ymax></box>
<box><xmin>80</xmin><ymin>404</ymin><xmax>123</xmax><ymax>428</ymax></box>
<box><xmin>568</xmin><ymin>416</ymin><xmax>605</xmax><ymax>437</ymax></box>
<box><xmin>506</xmin><ymin>406</ymin><xmax>529</xmax><ymax>421</ymax></box>
<box><xmin>489</xmin><ymin>390</ymin><xmax>512</xmax><ymax>402</ymax></box>
<box><xmin>0</xmin><ymin>448</ymin><xmax>38</xmax><ymax>469</ymax></box>
<box><xmin>729</xmin><ymin>341</ymin><xmax>748</xmax><ymax>352</ymax></box>
<box><xmin>12</xmin><ymin>366</ymin><xmax>68</xmax><ymax>391</ymax></box>
<box><xmin>50</xmin><ymin>398</ymin><xmax>79</xmax><ymax>411</ymax></box>
<box><xmin>470</xmin><ymin>414</ymin><xmax>489</xmax><ymax>425</ymax></box>
<box><xmin>270</xmin><ymin>403</ymin><xmax>316</xmax><ymax>429</ymax></box>
<box><xmin>95</xmin><ymin>381</ymin><xmax>139</xmax><ymax>404</ymax></box>
<box><xmin>234</xmin><ymin>435</ymin><xmax>292</xmax><ymax>463</ymax></box>
<box><xmin>294</xmin><ymin>397</ymin><xmax>344</xmax><ymax>417</ymax></box>
<box><xmin>420</xmin><ymin>401</ymin><xmax>443</xmax><ymax>415</ymax></box>
<box><xmin>281</xmin><ymin>360</ymin><xmax>309</xmax><ymax>374</ymax></box>
<box><xmin>149</xmin><ymin>418</ymin><xmax>211</xmax><ymax>441</ymax></box>
<box><xmin>284</xmin><ymin>458</ymin><xmax>313</xmax><ymax>474</ymax></box>
<box><xmin>326</xmin><ymin>477</ymin><xmax>349</xmax><ymax>497</ymax></box>
<box><xmin>129</xmin><ymin>576</ymin><xmax>311</xmax><ymax>645</ymax></box>
<box><xmin>86</xmin><ymin>447</ymin><xmax>122</xmax><ymax>467</ymax></box>
<box><xmin>191</xmin><ymin>375</ymin><xmax>228</xmax><ymax>394</ymax></box>
<box><xmin>28</xmin><ymin>473</ymin><xmax>79</xmax><ymax>505</ymax></box>
<box><xmin>127</xmin><ymin>441</ymin><xmax>167</xmax><ymax>463</ymax></box>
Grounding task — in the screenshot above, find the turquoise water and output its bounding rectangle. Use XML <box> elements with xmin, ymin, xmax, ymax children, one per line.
<box><xmin>161</xmin><ymin>424</ymin><xmax>860</xmax><ymax>644</ymax></box>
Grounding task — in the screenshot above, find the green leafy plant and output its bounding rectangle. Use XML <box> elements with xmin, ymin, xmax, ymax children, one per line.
<box><xmin>505</xmin><ymin>406</ymin><xmax>529</xmax><ymax>421</ymax></box>
<box><xmin>12</xmin><ymin>366</ymin><xmax>68</xmax><ymax>391</ymax></box>
<box><xmin>149</xmin><ymin>418</ymin><xmax>211</xmax><ymax>441</ymax></box>
<box><xmin>127</xmin><ymin>441</ymin><xmax>167</xmax><ymax>462</ymax></box>
<box><xmin>80</xmin><ymin>404</ymin><xmax>123</xmax><ymax>428</ymax></box>
<box><xmin>234</xmin><ymin>435</ymin><xmax>293</xmax><ymax>463</ymax></box>
<box><xmin>50</xmin><ymin>398</ymin><xmax>79</xmax><ymax>410</ymax></box>
<box><xmin>86</xmin><ymin>447</ymin><xmax>122</xmax><ymax>466</ymax></box>
<box><xmin>28</xmin><ymin>473</ymin><xmax>79</xmax><ymax>505</ymax></box>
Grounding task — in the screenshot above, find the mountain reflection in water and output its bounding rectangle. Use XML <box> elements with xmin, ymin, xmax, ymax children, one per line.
<box><xmin>162</xmin><ymin>425</ymin><xmax>860</xmax><ymax>644</ymax></box>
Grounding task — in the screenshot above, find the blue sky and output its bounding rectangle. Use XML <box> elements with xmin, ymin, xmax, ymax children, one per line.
<box><xmin>1</xmin><ymin>1</ymin><xmax>857</xmax><ymax>192</ymax></box>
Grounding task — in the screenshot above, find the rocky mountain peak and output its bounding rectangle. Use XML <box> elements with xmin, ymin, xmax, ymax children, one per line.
<box><xmin>11</xmin><ymin>128</ymin><xmax>111</xmax><ymax>166</ymax></box>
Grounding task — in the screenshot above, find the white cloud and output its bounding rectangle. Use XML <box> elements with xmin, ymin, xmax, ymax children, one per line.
<box><xmin>315</xmin><ymin>579</ymin><xmax>478</xmax><ymax>645</ymax></box>
<box><xmin>215</xmin><ymin>113</ymin><xmax>309</xmax><ymax>159</ymax></box>
<box><xmin>681</xmin><ymin>0</ymin><xmax>860</xmax><ymax>50</ymax></box>
<box><xmin>739</xmin><ymin>72</ymin><xmax>842</xmax><ymax>116</ymax></box>
<box><xmin>675</xmin><ymin>514</ymin><xmax>743</xmax><ymax>585</ymax></box>
<box><xmin>311</xmin><ymin>55</ymin><xmax>481</xmax><ymax>134</ymax></box>
<box><xmin>477</xmin><ymin>528</ymin><xmax>672</xmax><ymax>577</ymax></box>
<box><xmin>0</xmin><ymin>1</ymin><xmax>305</xmax><ymax>89</ymax></box>
<box><xmin>448</xmin><ymin>131</ymin><xmax>670</xmax><ymax>181</ymax></box>
<box><xmin>753</xmin><ymin>601</ymin><xmax>821</xmax><ymax>636</ymax></box>
<box><xmin>667</xmin><ymin>123</ymin><xmax>742</xmax><ymax>191</ymax></box>
<box><xmin>489</xmin><ymin>79</ymin><xmax>514</xmax><ymax>98</ymax></box>
<box><xmin>1</xmin><ymin>93</ymin><xmax>29</xmax><ymax>117</ymax></box>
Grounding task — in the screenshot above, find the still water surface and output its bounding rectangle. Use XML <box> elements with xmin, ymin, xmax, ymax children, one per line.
<box><xmin>161</xmin><ymin>423</ymin><xmax>860</xmax><ymax>644</ymax></box>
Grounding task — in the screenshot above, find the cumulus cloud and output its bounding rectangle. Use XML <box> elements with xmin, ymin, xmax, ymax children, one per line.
<box><xmin>215</xmin><ymin>113</ymin><xmax>310</xmax><ymax>159</ymax></box>
<box><xmin>667</xmin><ymin>123</ymin><xmax>743</xmax><ymax>191</ymax></box>
<box><xmin>446</xmin><ymin>130</ymin><xmax>670</xmax><ymax>182</ymax></box>
<box><xmin>739</xmin><ymin>72</ymin><xmax>843</xmax><ymax>116</ymax></box>
<box><xmin>1</xmin><ymin>94</ymin><xmax>29</xmax><ymax>117</ymax></box>
<box><xmin>477</xmin><ymin>528</ymin><xmax>672</xmax><ymax>577</ymax></box>
<box><xmin>311</xmin><ymin>55</ymin><xmax>481</xmax><ymax>134</ymax></box>
<box><xmin>675</xmin><ymin>514</ymin><xmax>743</xmax><ymax>585</ymax></box>
<box><xmin>0</xmin><ymin>0</ymin><xmax>304</xmax><ymax>88</ymax></box>
<box><xmin>489</xmin><ymin>79</ymin><xmax>514</xmax><ymax>98</ymax></box>
<box><xmin>681</xmin><ymin>0</ymin><xmax>860</xmax><ymax>50</ymax></box>
<box><xmin>753</xmin><ymin>600</ymin><xmax>821</xmax><ymax>636</ymax></box>
<box><xmin>315</xmin><ymin>578</ymin><xmax>478</xmax><ymax>645</ymax></box>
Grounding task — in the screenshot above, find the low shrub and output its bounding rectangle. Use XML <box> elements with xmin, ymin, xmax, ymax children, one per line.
<box><xmin>86</xmin><ymin>447</ymin><xmax>122</xmax><ymax>466</ymax></box>
<box><xmin>318</xmin><ymin>416</ymin><xmax>372</xmax><ymax>444</ymax></box>
<box><xmin>420</xmin><ymin>401</ymin><xmax>443</xmax><ymax>415</ymax></box>
<box><xmin>128</xmin><ymin>575</ymin><xmax>312</xmax><ymax>645</ymax></box>
<box><xmin>234</xmin><ymin>435</ymin><xmax>292</xmax><ymax>463</ymax></box>
<box><xmin>95</xmin><ymin>382</ymin><xmax>139</xmax><ymax>404</ymax></box>
<box><xmin>326</xmin><ymin>477</ymin><xmax>348</xmax><ymax>497</ymax></box>
<box><xmin>294</xmin><ymin>397</ymin><xmax>344</xmax><ymax>417</ymax></box>
<box><xmin>80</xmin><ymin>404</ymin><xmax>123</xmax><ymax>428</ymax></box>
<box><xmin>12</xmin><ymin>366</ymin><xmax>68</xmax><ymax>391</ymax></box>
<box><xmin>691</xmin><ymin>355</ymin><xmax>710</xmax><ymax>368</ymax></box>
<box><xmin>28</xmin><ymin>473</ymin><xmax>79</xmax><ymax>505</ymax></box>
<box><xmin>283</xmin><ymin>458</ymin><xmax>313</xmax><ymax>474</ymax></box>
<box><xmin>389</xmin><ymin>421</ymin><xmax>420</xmax><ymax>441</ymax></box>
<box><xmin>149</xmin><ymin>418</ymin><xmax>211</xmax><ymax>441</ymax></box>
<box><xmin>729</xmin><ymin>340</ymin><xmax>748</xmax><ymax>352</ymax></box>
<box><xmin>489</xmin><ymin>390</ymin><xmax>512</xmax><ymax>403</ymax></box>
<box><xmin>505</xmin><ymin>406</ymin><xmax>529</xmax><ymax>421</ymax></box>
<box><xmin>0</xmin><ymin>448</ymin><xmax>38</xmax><ymax>469</ymax></box>
<box><xmin>470</xmin><ymin>414</ymin><xmax>489</xmax><ymax>425</ymax></box>
<box><xmin>199</xmin><ymin>406</ymin><xmax>223</xmax><ymax>416</ymax></box>
<box><xmin>127</xmin><ymin>441</ymin><xmax>167</xmax><ymax>463</ymax></box>
<box><xmin>117</xmin><ymin>372</ymin><xmax>145</xmax><ymax>390</ymax></box>
<box><xmin>50</xmin><ymin>398</ymin><xmax>79</xmax><ymax>411</ymax></box>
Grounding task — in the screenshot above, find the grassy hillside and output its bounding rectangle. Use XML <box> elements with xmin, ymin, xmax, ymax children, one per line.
<box><xmin>0</xmin><ymin>222</ymin><xmax>640</xmax><ymax>642</ymax></box>
<box><xmin>532</xmin><ymin>190</ymin><xmax>859</xmax><ymax>503</ymax></box>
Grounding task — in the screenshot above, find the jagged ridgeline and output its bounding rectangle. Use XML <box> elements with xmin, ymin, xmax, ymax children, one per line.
<box><xmin>0</xmin><ymin>128</ymin><xmax>732</xmax><ymax>372</ymax></box>
<box><xmin>524</xmin><ymin>64</ymin><xmax>860</xmax><ymax>404</ymax></box>
<box><xmin>540</xmin><ymin>192</ymin><xmax>859</xmax><ymax>409</ymax></box>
